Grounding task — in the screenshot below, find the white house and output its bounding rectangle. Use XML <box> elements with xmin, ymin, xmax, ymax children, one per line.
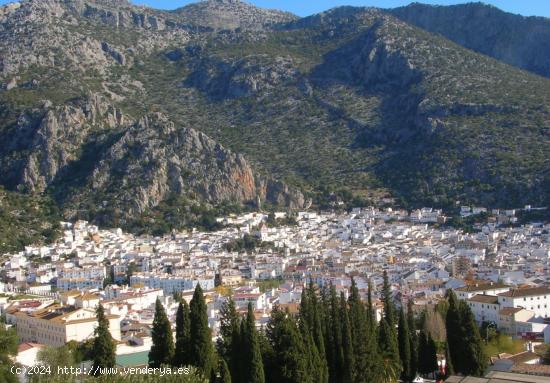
<box><xmin>498</xmin><ymin>287</ymin><xmax>550</xmax><ymax>319</ymax></box>
<box><xmin>466</xmin><ymin>294</ymin><xmax>500</xmax><ymax>324</ymax></box>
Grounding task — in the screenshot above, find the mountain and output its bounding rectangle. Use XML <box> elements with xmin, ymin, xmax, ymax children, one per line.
<box><xmin>173</xmin><ymin>0</ymin><xmax>298</xmax><ymax>31</ymax></box>
<box><xmin>392</xmin><ymin>2</ymin><xmax>550</xmax><ymax>78</ymax></box>
<box><xmin>0</xmin><ymin>0</ymin><xmax>548</xmax><ymax>244</ymax></box>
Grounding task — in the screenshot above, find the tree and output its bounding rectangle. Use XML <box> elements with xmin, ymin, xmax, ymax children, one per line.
<box><xmin>217</xmin><ymin>298</ymin><xmax>240</xmax><ymax>372</ymax></box>
<box><xmin>398</xmin><ymin>309</ymin><xmax>412</xmax><ymax>382</ymax></box>
<box><xmin>446</xmin><ymin>290</ymin><xmax>488</xmax><ymax>377</ymax></box>
<box><xmin>348</xmin><ymin>278</ymin><xmax>382</xmax><ymax>383</ymax></box>
<box><xmin>266</xmin><ymin>306</ymin><xmax>310</xmax><ymax>383</ymax></box>
<box><xmin>458</xmin><ymin>300</ymin><xmax>488</xmax><ymax>376</ymax></box>
<box><xmin>299</xmin><ymin>281</ymin><xmax>328</xmax><ymax>383</ymax></box>
<box><xmin>174</xmin><ymin>300</ymin><xmax>191</xmax><ymax>367</ymax></box>
<box><xmin>217</xmin><ymin>359</ymin><xmax>232</xmax><ymax>383</ymax></box>
<box><xmin>417</xmin><ymin>330</ymin><xmax>436</xmax><ymax>376</ymax></box>
<box><xmin>189</xmin><ymin>284</ymin><xmax>216</xmax><ymax>378</ymax></box>
<box><xmin>0</xmin><ymin>321</ymin><xmax>18</xmax><ymax>383</ymax></box>
<box><xmin>378</xmin><ymin>271</ymin><xmax>401</xmax><ymax>377</ymax></box>
<box><xmin>91</xmin><ymin>304</ymin><xmax>116</xmax><ymax>374</ymax></box>
<box><xmin>37</xmin><ymin>345</ymin><xmax>76</xmax><ymax>372</ymax></box>
<box><xmin>336</xmin><ymin>294</ymin><xmax>352</xmax><ymax>383</ymax></box>
<box><xmin>407</xmin><ymin>301</ymin><xmax>418</xmax><ymax>380</ymax></box>
<box><xmin>243</xmin><ymin>303</ymin><xmax>265</xmax><ymax>383</ymax></box>
<box><xmin>327</xmin><ymin>285</ymin><xmax>344</xmax><ymax>383</ymax></box>
<box><xmin>149</xmin><ymin>298</ymin><xmax>175</xmax><ymax>367</ymax></box>
<box><xmin>444</xmin><ymin>342</ymin><xmax>454</xmax><ymax>378</ymax></box>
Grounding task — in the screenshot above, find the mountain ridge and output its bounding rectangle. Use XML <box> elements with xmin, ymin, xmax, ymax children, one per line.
<box><xmin>0</xmin><ymin>0</ymin><xmax>549</xmax><ymax>248</ymax></box>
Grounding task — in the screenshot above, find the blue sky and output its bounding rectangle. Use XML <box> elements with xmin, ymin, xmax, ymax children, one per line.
<box><xmin>1</xmin><ymin>0</ymin><xmax>550</xmax><ymax>18</ymax></box>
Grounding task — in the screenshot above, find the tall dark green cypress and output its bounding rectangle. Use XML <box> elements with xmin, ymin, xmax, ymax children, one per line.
<box><xmin>329</xmin><ymin>285</ymin><xmax>344</xmax><ymax>383</ymax></box>
<box><xmin>340</xmin><ymin>292</ymin><xmax>354</xmax><ymax>383</ymax></box>
<box><xmin>217</xmin><ymin>298</ymin><xmax>241</xmax><ymax>380</ymax></box>
<box><xmin>91</xmin><ymin>304</ymin><xmax>116</xmax><ymax>374</ymax></box>
<box><xmin>321</xmin><ymin>286</ymin><xmax>337</xmax><ymax>383</ymax></box>
<box><xmin>398</xmin><ymin>308</ymin><xmax>412</xmax><ymax>382</ymax></box>
<box><xmin>244</xmin><ymin>303</ymin><xmax>265</xmax><ymax>383</ymax></box>
<box><xmin>266</xmin><ymin>306</ymin><xmax>309</xmax><ymax>383</ymax></box>
<box><xmin>217</xmin><ymin>359</ymin><xmax>232</xmax><ymax>383</ymax></box>
<box><xmin>458</xmin><ymin>300</ymin><xmax>488</xmax><ymax>376</ymax></box>
<box><xmin>381</xmin><ymin>271</ymin><xmax>396</xmax><ymax>328</ymax></box>
<box><xmin>366</xmin><ymin>280</ymin><xmax>376</xmax><ymax>335</ymax></box>
<box><xmin>418</xmin><ymin>330</ymin><xmax>437</xmax><ymax>376</ymax></box>
<box><xmin>407</xmin><ymin>300</ymin><xmax>418</xmax><ymax>380</ymax></box>
<box><xmin>379</xmin><ymin>271</ymin><xmax>401</xmax><ymax>378</ymax></box>
<box><xmin>190</xmin><ymin>284</ymin><xmax>215</xmax><ymax>378</ymax></box>
<box><xmin>446</xmin><ymin>290</ymin><xmax>463</xmax><ymax>374</ymax></box>
<box><xmin>299</xmin><ymin>283</ymin><xmax>329</xmax><ymax>383</ymax></box>
<box><xmin>444</xmin><ymin>342</ymin><xmax>454</xmax><ymax>378</ymax></box>
<box><xmin>348</xmin><ymin>278</ymin><xmax>382</xmax><ymax>383</ymax></box>
<box><xmin>231</xmin><ymin>318</ymin><xmax>244</xmax><ymax>383</ymax></box>
<box><xmin>149</xmin><ymin>298</ymin><xmax>175</xmax><ymax>367</ymax></box>
<box><xmin>174</xmin><ymin>300</ymin><xmax>191</xmax><ymax>366</ymax></box>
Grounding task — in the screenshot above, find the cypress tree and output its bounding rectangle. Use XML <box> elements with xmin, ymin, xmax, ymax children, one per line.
<box><xmin>340</xmin><ymin>292</ymin><xmax>354</xmax><ymax>383</ymax></box>
<box><xmin>329</xmin><ymin>285</ymin><xmax>344</xmax><ymax>383</ymax></box>
<box><xmin>174</xmin><ymin>300</ymin><xmax>191</xmax><ymax>366</ymax></box>
<box><xmin>244</xmin><ymin>303</ymin><xmax>265</xmax><ymax>383</ymax></box>
<box><xmin>444</xmin><ymin>342</ymin><xmax>454</xmax><ymax>378</ymax></box>
<box><xmin>91</xmin><ymin>304</ymin><xmax>116</xmax><ymax>374</ymax></box>
<box><xmin>217</xmin><ymin>298</ymin><xmax>241</xmax><ymax>378</ymax></box>
<box><xmin>190</xmin><ymin>283</ymin><xmax>215</xmax><ymax>378</ymax></box>
<box><xmin>217</xmin><ymin>359</ymin><xmax>232</xmax><ymax>383</ymax></box>
<box><xmin>458</xmin><ymin>301</ymin><xmax>488</xmax><ymax>376</ymax></box>
<box><xmin>445</xmin><ymin>290</ymin><xmax>463</xmax><ymax>373</ymax></box>
<box><xmin>418</xmin><ymin>330</ymin><xmax>437</xmax><ymax>377</ymax></box>
<box><xmin>348</xmin><ymin>278</ymin><xmax>382</xmax><ymax>383</ymax></box>
<box><xmin>381</xmin><ymin>271</ymin><xmax>396</xmax><ymax>327</ymax></box>
<box><xmin>321</xmin><ymin>286</ymin><xmax>337</xmax><ymax>383</ymax></box>
<box><xmin>427</xmin><ymin>333</ymin><xmax>438</xmax><ymax>376</ymax></box>
<box><xmin>379</xmin><ymin>271</ymin><xmax>401</xmax><ymax>377</ymax></box>
<box><xmin>149</xmin><ymin>298</ymin><xmax>175</xmax><ymax>367</ymax></box>
<box><xmin>258</xmin><ymin>328</ymin><xmax>277</xmax><ymax>383</ymax></box>
<box><xmin>417</xmin><ymin>330</ymin><xmax>429</xmax><ymax>376</ymax></box>
<box><xmin>300</xmin><ymin>281</ymin><xmax>328</xmax><ymax>383</ymax></box>
<box><xmin>266</xmin><ymin>306</ymin><xmax>309</xmax><ymax>383</ymax></box>
<box><xmin>366</xmin><ymin>279</ymin><xmax>376</xmax><ymax>335</ymax></box>
<box><xmin>398</xmin><ymin>308</ymin><xmax>412</xmax><ymax>382</ymax></box>
<box><xmin>407</xmin><ymin>300</ymin><xmax>418</xmax><ymax>380</ymax></box>
<box><xmin>231</xmin><ymin>318</ymin><xmax>244</xmax><ymax>383</ymax></box>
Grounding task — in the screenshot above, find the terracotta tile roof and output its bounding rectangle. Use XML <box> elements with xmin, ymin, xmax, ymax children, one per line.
<box><xmin>468</xmin><ymin>294</ymin><xmax>499</xmax><ymax>304</ymax></box>
<box><xmin>498</xmin><ymin>287</ymin><xmax>550</xmax><ymax>298</ymax></box>
<box><xmin>456</xmin><ymin>283</ymin><xmax>509</xmax><ymax>292</ymax></box>
<box><xmin>18</xmin><ymin>343</ymin><xmax>44</xmax><ymax>353</ymax></box>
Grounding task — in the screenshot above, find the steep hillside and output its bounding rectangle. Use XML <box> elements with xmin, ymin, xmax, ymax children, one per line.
<box><xmin>0</xmin><ymin>186</ymin><xmax>61</xmax><ymax>254</ymax></box>
<box><xmin>173</xmin><ymin>0</ymin><xmax>297</xmax><ymax>31</ymax></box>
<box><xmin>0</xmin><ymin>0</ymin><xmax>549</xmax><ymax>247</ymax></box>
<box><xmin>392</xmin><ymin>2</ymin><xmax>550</xmax><ymax>78</ymax></box>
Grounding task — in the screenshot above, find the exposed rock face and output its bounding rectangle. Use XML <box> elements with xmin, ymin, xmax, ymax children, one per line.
<box><xmin>84</xmin><ymin>112</ymin><xmax>303</xmax><ymax>216</ymax></box>
<box><xmin>392</xmin><ymin>2</ymin><xmax>550</xmax><ymax>78</ymax></box>
<box><xmin>0</xmin><ymin>94</ymin><xmax>304</xmax><ymax>222</ymax></box>
<box><xmin>0</xmin><ymin>94</ymin><xmax>123</xmax><ymax>192</ymax></box>
<box><xmin>0</xmin><ymin>0</ymin><xmax>191</xmax><ymax>77</ymax></box>
<box><xmin>174</xmin><ymin>0</ymin><xmax>297</xmax><ymax>31</ymax></box>
<box><xmin>186</xmin><ymin>55</ymin><xmax>299</xmax><ymax>99</ymax></box>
